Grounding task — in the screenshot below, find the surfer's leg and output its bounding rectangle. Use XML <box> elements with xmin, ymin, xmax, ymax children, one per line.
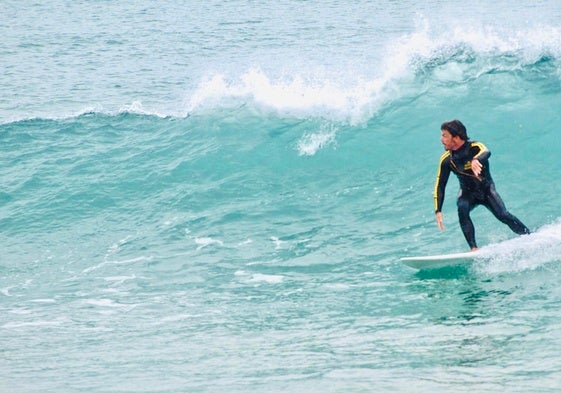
<box><xmin>457</xmin><ymin>194</ymin><xmax>478</xmax><ymax>249</ymax></box>
<box><xmin>484</xmin><ymin>185</ymin><xmax>531</xmax><ymax>235</ymax></box>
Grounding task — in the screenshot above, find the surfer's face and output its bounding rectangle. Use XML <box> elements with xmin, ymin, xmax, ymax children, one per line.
<box><xmin>440</xmin><ymin>129</ymin><xmax>463</xmax><ymax>151</ymax></box>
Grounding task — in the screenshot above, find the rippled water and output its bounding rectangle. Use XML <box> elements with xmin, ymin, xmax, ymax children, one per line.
<box><xmin>2</xmin><ymin>1</ymin><xmax>561</xmax><ymax>392</ymax></box>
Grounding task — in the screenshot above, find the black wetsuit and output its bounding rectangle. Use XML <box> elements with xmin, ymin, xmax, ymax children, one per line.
<box><xmin>433</xmin><ymin>140</ymin><xmax>530</xmax><ymax>249</ymax></box>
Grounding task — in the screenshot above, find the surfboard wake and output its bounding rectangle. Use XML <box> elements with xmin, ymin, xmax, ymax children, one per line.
<box><xmin>401</xmin><ymin>220</ymin><xmax>561</xmax><ymax>271</ymax></box>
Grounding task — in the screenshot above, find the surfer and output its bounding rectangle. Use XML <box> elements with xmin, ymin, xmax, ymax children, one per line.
<box><xmin>433</xmin><ymin>119</ymin><xmax>530</xmax><ymax>251</ymax></box>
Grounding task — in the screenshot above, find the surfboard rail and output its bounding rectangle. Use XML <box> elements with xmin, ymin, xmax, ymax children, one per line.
<box><xmin>400</xmin><ymin>251</ymin><xmax>482</xmax><ymax>270</ymax></box>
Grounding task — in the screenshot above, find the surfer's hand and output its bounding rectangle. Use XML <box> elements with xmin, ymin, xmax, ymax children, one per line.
<box><xmin>471</xmin><ymin>159</ymin><xmax>482</xmax><ymax>177</ymax></box>
<box><xmin>436</xmin><ymin>212</ymin><xmax>445</xmax><ymax>230</ymax></box>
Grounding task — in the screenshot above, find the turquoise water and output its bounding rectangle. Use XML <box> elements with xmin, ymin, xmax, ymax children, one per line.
<box><xmin>2</xmin><ymin>1</ymin><xmax>561</xmax><ymax>392</ymax></box>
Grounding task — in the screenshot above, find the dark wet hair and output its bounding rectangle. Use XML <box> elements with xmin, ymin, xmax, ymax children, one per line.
<box><xmin>441</xmin><ymin>119</ymin><xmax>469</xmax><ymax>141</ymax></box>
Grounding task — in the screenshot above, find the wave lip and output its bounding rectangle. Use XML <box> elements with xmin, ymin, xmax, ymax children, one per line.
<box><xmin>2</xmin><ymin>23</ymin><xmax>560</xmax><ymax>126</ymax></box>
<box><xmin>185</xmin><ymin>68</ymin><xmax>389</xmax><ymax>125</ymax></box>
<box><xmin>184</xmin><ymin>23</ymin><xmax>561</xmax><ymax>123</ymax></box>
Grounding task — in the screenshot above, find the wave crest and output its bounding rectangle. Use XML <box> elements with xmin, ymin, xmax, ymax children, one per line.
<box><xmin>185</xmin><ymin>23</ymin><xmax>561</xmax><ymax>123</ymax></box>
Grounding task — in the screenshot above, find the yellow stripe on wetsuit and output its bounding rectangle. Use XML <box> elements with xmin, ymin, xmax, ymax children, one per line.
<box><xmin>433</xmin><ymin>151</ymin><xmax>450</xmax><ymax>212</ymax></box>
<box><xmin>470</xmin><ymin>141</ymin><xmax>489</xmax><ymax>160</ymax></box>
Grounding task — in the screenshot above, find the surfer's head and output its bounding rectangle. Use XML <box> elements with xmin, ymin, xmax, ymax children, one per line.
<box><xmin>440</xmin><ymin>119</ymin><xmax>469</xmax><ymax>151</ymax></box>
<box><xmin>441</xmin><ymin>119</ymin><xmax>469</xmax><ymax>141</ymax></box>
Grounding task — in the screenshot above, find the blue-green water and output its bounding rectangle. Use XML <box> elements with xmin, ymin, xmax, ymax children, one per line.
<box><xmin>2</xmin><ymin>1</ymin><xmax>561</xmax><ymax>392</ymax></box>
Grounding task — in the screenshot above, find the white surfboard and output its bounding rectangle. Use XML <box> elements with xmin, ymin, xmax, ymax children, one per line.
<box><xmin>400</xmin><ymin>250</ymin><xmax>481</xmax><ymax>270</ymax></box>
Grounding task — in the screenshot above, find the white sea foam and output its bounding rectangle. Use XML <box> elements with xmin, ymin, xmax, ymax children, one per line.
<box><xmin>188</xmin><ymin>69</ymin><xmax>367</xmax><ymax>122</ymax></box>
<box><xmin>118</xmin><ymin>100</ymin><xmax>170</xmax><ymax>118</ymax></box>
<box><xmin>2</xmin><ymin>320</ymin><xmax>63</xmax><ymax>329</ymax></box>
<box><xmin>297</xmin><ymin>123</ymin><xmax>338</xmax><ymax>156</ymax></box>
<box><xmin>248</xmin><ymin>273</ymin><xmax>284</xmax><ymax>284</ymax></box>
<box><xmin>183</xmin><ymin>24</ymin><xmax>561</xmax><ymax>125</ymax></box>
<box><xmin>185</xmin><ymin>67</ymin><xmax>399</xmax><ymax>125</ymax></box>
<box><xmin>475</xmin><ymin>220</ymin><xmax>561</xmax><ymax>274</ymax></box>
<box><xmin>28</xmin><ymin>298</ymin><xmax>56</xmax><ymax>303</ymax></box>
<box><xmin>103</xmin><ymin>275</ymin><xmax>137</xmax><ymax>284</ymax></box>
<box><xmin>195</xmin><ymin>237</ymin><xmax>224</xmax><ymax>250</ymax></box>
<box><xmin>1</xmin><ymin>286</ymin><xmax>14</xmax><ymax>297</ymax></box>
<box><xmin>235</xmin><ymin>270</ymin><xmax>284</xmax><ymax>284</ymax></box>
<box><xmin>271</xmin><ymin>236</ymin><xmax>285</xmax><ymax>250</ymax></box>
<box><xmin>83</xmin><ymin>256</ymin><xmax>150</xmax><ymax>274</ymax></box>
<box><xmin>84</xmin><ymin>298</ymin><xmax>137</xmax><ymax>311</ymax></box>
<box><xmin>2</xmin><ymin>24</ymin><xmax>559</xmax><ymax>126</ymax></box>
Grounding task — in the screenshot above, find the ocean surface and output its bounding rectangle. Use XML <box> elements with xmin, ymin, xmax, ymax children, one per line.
<box><xmin>2</xmin><ymin>1</ymin><xmax>561</xmax><ymax>392</ymax></box>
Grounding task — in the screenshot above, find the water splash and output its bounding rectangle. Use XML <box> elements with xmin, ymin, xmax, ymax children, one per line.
<box><xmin>475</xmin><ymin>220</ymin><xmax>561</xmax><ymax>274</ymax></box>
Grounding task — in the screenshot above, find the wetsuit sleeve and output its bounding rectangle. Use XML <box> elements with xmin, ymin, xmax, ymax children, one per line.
<box><xmin>471</xmin><ymin>141</ymin><xmax>491</xmax><ymax>162</ymax></box>
<box><xmin>433</xmin><ymin>153</ymin><xmax>451</xmax><ymax>213</ymax></box>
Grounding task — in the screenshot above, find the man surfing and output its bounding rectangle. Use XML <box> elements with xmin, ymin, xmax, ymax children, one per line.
<box><xmin>433</xmin><ymin>119</ymin><xmax>530</xmax><ymax>251</ymax></box>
